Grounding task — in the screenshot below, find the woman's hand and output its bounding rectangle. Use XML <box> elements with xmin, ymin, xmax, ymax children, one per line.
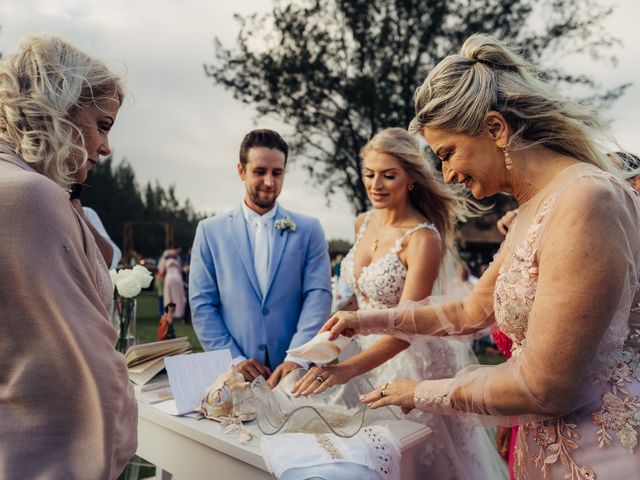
<box><xmin>319</xmin><ymin>310</ymin><xmax>359</xmax><ymax>340</ymax></box>
<box><xmin>359</xmin><ymin>379</ymin><xmax>418</xmax><ymax>414</ymax></box>
<box><xmin>291</xmin><ymin>363</ymin><xmax>355</xmax><ymax>397</ymax></box>
<box><xmin>496</xmin><ymin>208</ymin><xmax>519</xmax><ymax>236</ymax></box>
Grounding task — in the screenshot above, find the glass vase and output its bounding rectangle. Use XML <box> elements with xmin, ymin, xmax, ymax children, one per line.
<box><xmin>113</xmin><ymin>296</ymin><xmax>137</xmax><ymax>354</ymax></box>
<box><xmin>251</xmin><ymin>369</ymin><xmax>400</xmax><ymax>437</ymax></box>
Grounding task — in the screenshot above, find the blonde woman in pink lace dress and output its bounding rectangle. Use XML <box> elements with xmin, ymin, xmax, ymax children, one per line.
<box><xmin>293</xmin><ymin>128</ymin><xmax>508</xmax><ymax>479</ymax></box>
<box><xmin>321</xmin><ymin>34</ymin><xmax>640</xmax><ymax>479</ymax></box>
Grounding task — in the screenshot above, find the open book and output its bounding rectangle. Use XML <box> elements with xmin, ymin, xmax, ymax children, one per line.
<box><xmin>132</xmin><ymin>373</ymin><xmax>174</xmax><ymax>404</ymax></box>
<box><xmin>125</xmin><ymin>337</ymin><xmax>191</xmax><ymax>385</ymax></box>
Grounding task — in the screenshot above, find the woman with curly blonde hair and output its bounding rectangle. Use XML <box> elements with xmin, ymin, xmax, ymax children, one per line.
<box><xmin>0</xmin><ymin>35</ymin><xmax>136</xmax><ymax>478</ymax></box>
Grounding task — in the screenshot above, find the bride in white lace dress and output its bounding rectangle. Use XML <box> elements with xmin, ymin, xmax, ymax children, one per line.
<box><xmin>294</xmin><ymin>128</ymin><xmax>508</xmax><ymax>479</ymax></box>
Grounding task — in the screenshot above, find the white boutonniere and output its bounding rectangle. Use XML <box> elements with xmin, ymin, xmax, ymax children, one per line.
<box><xmin>274</xmin><ymin>217</ymin><xmax>296</xmax><ymax>235</ymax></box>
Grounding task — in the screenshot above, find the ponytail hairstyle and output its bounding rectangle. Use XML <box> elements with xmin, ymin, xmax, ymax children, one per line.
<box><xmin>0</xmin><ymin>34</ymin><xmax>124</xmax><ymax>188</ymax></box>
<box><xmin>409</xmin><ymin>33</ymin><xmax>618</xmax><ymax>175</ymax></box>
<box><xmin>361</xmin><ymin>127</ymin><xmax>481</xmax><ymax>259</ymax></box>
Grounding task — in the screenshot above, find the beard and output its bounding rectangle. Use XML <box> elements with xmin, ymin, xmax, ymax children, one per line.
<box><xmin>249</xmin><ymin>189</ymin><xmax>277</xmax><ymax>209</ymax></box>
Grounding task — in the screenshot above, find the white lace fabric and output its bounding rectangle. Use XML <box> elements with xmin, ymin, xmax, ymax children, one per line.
<box><xmin>341</xmin><ymin>210</ymin><xmax>508</xmax><ymax>479</ymax></box>
<box><xmin>344</xmin><ymin>212</ymin><xmax>442</xmax><ymax>342</ymax></box>
<box><xmin>341</xmin><ymin>211</ymin><xmax>439</xmax><ymax>311</ymax></box>
<box><xmin>261</xmin><ymin>424</ymin><xmax>401</xmax><ymax>480</ymax></box>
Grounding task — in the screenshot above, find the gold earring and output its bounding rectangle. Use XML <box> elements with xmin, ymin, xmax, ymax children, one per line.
<box><xmin>502</xmin><ymin>146</ymin><xmax>513</xmax><ymax>170</ymax></box>
<box><xmin>408</xmin><ymin>184</ymin><xmax>415</xmax><ymax>191</ymax></box>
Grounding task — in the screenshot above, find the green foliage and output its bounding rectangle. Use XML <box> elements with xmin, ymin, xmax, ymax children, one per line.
<box><xmin>328</xmin><ymin>238</ymin><xmax>353</xmax><ymax>257</ymax></box>
<box><xmin>205</xmin><ymin>0</ymin><xmax>628</xmax><ymax>215</ymax></box>
<box><xmin>81</xmin><ymin>157</ymin><xmax>208</xmax><ymax>258</ymax></box>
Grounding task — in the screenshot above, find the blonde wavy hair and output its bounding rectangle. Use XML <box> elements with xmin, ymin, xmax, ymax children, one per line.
<box><xmin>409</xmin><ymin>33</ymin><xmax>618</xmax><ymax>175</ymax></box>
<box><xmin>361</xmin><ymin>127</ymin><xmax>480</xmax><ymax>258</ymax></box>
<box><xmin>0</xmin><ymin>35</ymin><xmax>124</xmax><ymax>188</ymax></box>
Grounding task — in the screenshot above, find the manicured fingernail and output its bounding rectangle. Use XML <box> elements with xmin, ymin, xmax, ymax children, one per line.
<box><xmin>359</xmin><ymin>395</ymin><xmax>365</xmax><ymax>400</ymax></box>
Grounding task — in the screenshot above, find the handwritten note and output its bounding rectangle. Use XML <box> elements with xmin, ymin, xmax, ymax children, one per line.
<box><xmin>164</xmin><ymin>349</ymin><xmax>233</xmax><ymax>415</ymax></box>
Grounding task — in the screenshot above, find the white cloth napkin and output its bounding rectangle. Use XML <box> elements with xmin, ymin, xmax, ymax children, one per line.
<box><xmin>261</xmin><ymin>425</ymin><xmax>401</xmax><ymax>480</ymax></box>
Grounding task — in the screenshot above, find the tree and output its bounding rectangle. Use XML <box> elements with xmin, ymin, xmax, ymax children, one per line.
<box><xmin>328</xmin><ymin>238</ymin><xmax>353</xmax><ymax>257</ymax></box>
<box><xmin>82</xmin><ymin>156</ymin><xmax>207</xmax><ymax>259</ymax></box>
<box><xmin>205</xmin><ymin>0</ymin><xmax>628</xmax><ymax>214</ymax></box>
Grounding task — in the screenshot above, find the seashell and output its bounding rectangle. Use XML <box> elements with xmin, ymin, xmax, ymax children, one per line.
<box><xmin>286</xmin><ymin>331</ymin><xmax>353</xmax><ymax>365</ymax></box>
<box><xmin>222</xmin><ymin>422</ymin><xmax>241</xmax><ymax>434</ymax></box>
<box><xmin>200</xmin><ymin>364</ymin><xmax>257</xmax><ymax>422</ymax></box>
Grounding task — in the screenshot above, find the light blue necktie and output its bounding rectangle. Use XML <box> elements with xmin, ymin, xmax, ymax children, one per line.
<box><xmin>254</xmin><ymin>218</ymin><xmax>269</xmax><ymax>296</ymax></box>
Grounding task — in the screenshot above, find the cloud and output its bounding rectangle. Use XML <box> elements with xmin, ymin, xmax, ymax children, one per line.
<box><xmin>1</xmin><ymin>0</ymin><xmax>638</xmax><ymax>241</ymax></box>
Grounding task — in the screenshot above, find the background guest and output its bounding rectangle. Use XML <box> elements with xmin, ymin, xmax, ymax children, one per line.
<box><xmin>164</xmin><ymin>257</ymin><xmax>186</xmax><ymax>319</ymax></box>
<box><xmin>158</xmin><ymin>302</ymin><xmax>177</xmax><ymax>341</ymax></box>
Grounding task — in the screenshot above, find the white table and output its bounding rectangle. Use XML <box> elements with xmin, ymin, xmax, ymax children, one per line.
<box><xmin>137</xmin><ymin>402</ymin><xmax>431</xmax><ymax>479</ymax></box>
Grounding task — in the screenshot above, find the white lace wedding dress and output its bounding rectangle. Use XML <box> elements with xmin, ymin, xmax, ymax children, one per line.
<box><xmin>341</xmin><ymin>212</ymin><xmax>508</xmax><ymax>480</ymax></box>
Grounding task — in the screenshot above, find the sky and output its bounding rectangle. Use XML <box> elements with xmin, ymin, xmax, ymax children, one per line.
<box><xmin>1</xmin><ymin>0</ymin><xmax>639</xmax><ymax>241</ymax></box>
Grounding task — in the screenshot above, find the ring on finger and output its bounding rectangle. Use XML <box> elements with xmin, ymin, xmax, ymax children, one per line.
<box><xmin>380</xmin><ymin>382</ymin><xmax>389</xmax><ymax>398</ymax></box>
<box><xmin>315</xmin><ymin>375</ymin><xmax>325</xmax><ymax>384</ymax></box>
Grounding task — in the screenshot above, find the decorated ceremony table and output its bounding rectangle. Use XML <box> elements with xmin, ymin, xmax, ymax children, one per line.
<box><xmin>136</xmin><ymin>401</ymin><xmax>431</xmax><ymax>479</ymax></box>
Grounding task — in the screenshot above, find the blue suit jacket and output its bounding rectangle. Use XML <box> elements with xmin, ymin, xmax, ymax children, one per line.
<box><xmin>189</xmin><ymin>205</ymin><xmax>332</xmax><ymax>367</ymax></box>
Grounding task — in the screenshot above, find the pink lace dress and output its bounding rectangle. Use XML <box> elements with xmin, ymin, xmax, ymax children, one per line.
<box><xmin>494</xmin><ymin>167</ymin><xmax>640</xmax><ymax>479</ymax></box>
<box><xmin>342</xmin><ymin>212</ymin><xmax>508</xmax><ymax>480</ymax></box>
<box><xmin>407</xmin><ymin>163</ymin><xmax>640</xmax><ymax>479</ymax></box>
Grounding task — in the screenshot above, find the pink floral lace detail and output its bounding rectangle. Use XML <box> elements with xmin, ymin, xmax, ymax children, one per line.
<box><xmin>590</xmin><ymin>354</ymin><xmax>640</xmax><ymax>453</ymax></box>
<box><xmin>494</xmin><ymin>194</ymin><xmax>558</xmax><ymax>356</ymax></box>
<box><xmin>518</xmin><ymin>419</ymin><xmax>596</xmax><ymax>480</ymax></box>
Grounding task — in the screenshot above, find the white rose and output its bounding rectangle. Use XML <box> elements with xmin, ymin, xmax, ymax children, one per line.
<box><xmin>109</xmin><ymin>269</ymin><xmax>118</xmax><ymax>288</ymax></box>
<box><xmin>114</xmin><ymin>270</ymin><xmax>142</xmax><ymax>298</ymax></box>
<box><xmin>132</xmin><ymin>265</ymin><xmax>153</xmax><ymax>288</ymax></box>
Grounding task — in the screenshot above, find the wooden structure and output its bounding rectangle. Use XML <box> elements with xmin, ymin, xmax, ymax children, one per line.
<box><xmin>123</xmin><ymin>221</ymin><xmax>173</xmax><ymax>265</ymax></box>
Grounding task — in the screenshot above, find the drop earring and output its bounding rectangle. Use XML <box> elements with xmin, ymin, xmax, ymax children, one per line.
<box><xmin>502</xmin><ymin>146</ymin><xmax>513</xmax><ymax>170</ymax></box>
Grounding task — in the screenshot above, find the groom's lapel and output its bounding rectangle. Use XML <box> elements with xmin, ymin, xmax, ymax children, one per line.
<box><xmin>265</xmin><ymin>208</ymin><xmax>291</xmax><ymax>296</ymax></box>
<box><xmin>229</xmin><ymin>209</ymin><xmax>262</xmax><ymax>299</ymax></box>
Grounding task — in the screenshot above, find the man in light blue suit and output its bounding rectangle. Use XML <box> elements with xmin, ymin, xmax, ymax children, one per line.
<box><xmin>189</xmin><ymin>129</ymin><xmax>332</xmax><ymax>387</ymax></box>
